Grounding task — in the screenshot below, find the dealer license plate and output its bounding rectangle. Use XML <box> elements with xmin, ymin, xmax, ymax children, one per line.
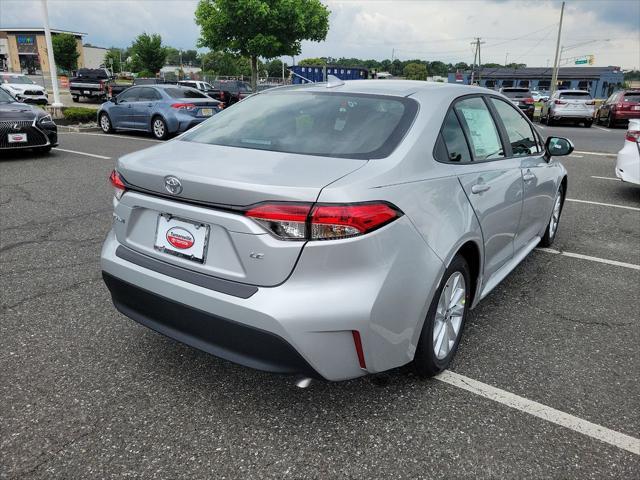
<box><xmin>200</xmin><ymin>108</ymin><xmax>213</xmax><ymax>116</ymax></box>
<box><xmin>8</xmin><ymin>133</ymin><xmax>27</xmax><ymax>143</ymax></box>
<box><xmin>154</xmin><ymin>215</ymin><xmax>209</xmax><ymax>263</ymax></box>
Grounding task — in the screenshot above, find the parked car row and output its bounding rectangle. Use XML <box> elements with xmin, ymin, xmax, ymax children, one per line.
<box><xmin>0</xmin><ymin>73</ymin><xmax>48</xmax><ymax>105</ymax></box>
<box><xmin>0</xmin><ymin>87</ymin><xmax>57</xmax><ymax>153</ymax></box>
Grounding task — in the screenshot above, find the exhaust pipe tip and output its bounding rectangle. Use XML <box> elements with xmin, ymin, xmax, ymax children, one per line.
<box><xmin>295</xmin><ymin>377</ymin><xmax>313</xmax><ymax>389</ymax></box>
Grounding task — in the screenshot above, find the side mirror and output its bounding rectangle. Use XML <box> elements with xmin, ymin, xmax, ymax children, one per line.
<box><xmin>110</xmin><ymin>96</ymin><xmax>117</xmax><ymax>104</ymax></box>
<box><xmin>545</xmin><ymin>136</ymin><xmax>574</xmax><ymax>157</ymax></box>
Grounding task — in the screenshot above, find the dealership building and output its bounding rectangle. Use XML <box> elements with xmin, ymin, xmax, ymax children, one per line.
<box><xmin>0</xmin><ymin>28</ymin><xmax>87</xmax><ymax>74</ymax></box>
<box><xmin>448</xmin><ymin>66</ymin><xmax>624</xmax><ymax>99</ymax></box>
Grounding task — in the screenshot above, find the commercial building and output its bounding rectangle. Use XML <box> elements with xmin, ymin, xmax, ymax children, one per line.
<box><xmin>448</xmin><ymin>66</ymin><xmax>624</xmax><ymax>98</ymax></box>
<box><xmin>83</xmin><ymin>45</ymin><xmax>107</xmax><ymax>69</ymax></box>
<box><xmin>0</xmin><ymin>28</ymin><xmax>86</xmax><ymax>74</ymax></box>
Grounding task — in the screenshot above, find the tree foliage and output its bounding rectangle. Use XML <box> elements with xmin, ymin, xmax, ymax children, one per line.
<box><xmin>195</xmin><ymin>0</ymin><xmax>330</xmax><ymax>89</ymax></box>
<box><xmin>104</xmin><ymin>48</ymin><xmax>122</xmax><ymax>73</ymax></box>
<box><xmin>130</xmin><ymin>33</ymin><xmax>167</xmax><ymax>74</ymax></box>
<box><xmin>52</xmin><ymin>33</ymin><xmax>79</xmax><ymax>73</ymax></box>
<box><xmin>403</xmin><ymin>62</ymin><xmax>428</xmax><ymax>80</ymax></box>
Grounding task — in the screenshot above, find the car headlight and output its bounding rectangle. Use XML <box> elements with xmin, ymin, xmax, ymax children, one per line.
<box><xmin>38</xmin><ymin>114</ymin><xmax>54</xmax><ymax>125</ymax></box>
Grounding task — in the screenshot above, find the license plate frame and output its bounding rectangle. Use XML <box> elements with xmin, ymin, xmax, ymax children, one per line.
<box><xmin>633</xmin><ymin>106</ymin><xmax>640</xmax><ymax>111</ymax></box>
<box><xmin>200</xmin><ymin>108</ymin><xmax>213</xmax><ymax>117</ymax></box>
<box><xmin>8</xmin><ymin>133</ymin><xmax>27</xmax><ymax>143</ymax></box>
<box><xmin>154</xmin><ymin>214</ymin><xmax>210</xmax><ymax>263</ymax></box>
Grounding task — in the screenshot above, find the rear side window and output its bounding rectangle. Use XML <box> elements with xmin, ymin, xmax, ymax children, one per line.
<box><xmin>181</xmin><ymin>91</ymin><xmax>418</xmax><ymax>159</ymax></box>
<box><xmin>438</xmin><ymin>110</ymin><xmax>472</xmax><ymax>163</ymax></box>
<box><xmin>454</xmin><ymin>97</ymin><xmax>505</xmax><ymax>161</ymax></box>
<box><xmin>623</xmin><ymin>92</ymin><xmax>640</xmax><ymax>102</ymax></box>
<box><xmin>489</xmin><ymin>98</ymin><xmax>540</xmax><ymax>156</ymax></box>
<box><xmin>164</xmin><ymin>88</ymin><xmax>208</xmax><ymax>99</ymax></box>
<box><xmin>559</xmin><ymin>92</ymin><xmax>592</xmax><ymax>99</ymax></box>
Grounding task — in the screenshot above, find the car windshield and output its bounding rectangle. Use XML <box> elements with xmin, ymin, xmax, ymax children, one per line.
<box><xmin>164</xmin><ymin>88</ymin><xmax>208</xmax><ymax>98</ymax></box>
<box><xmin>559</xmin><ymin>92</ymin><xmax>592</xmax><ymax>99</ymax></box>
<box><xmin>180</xmin><ymin>91</ymin><xmax>417</xmax><ymax>159</ymax></box>
<box><xmin>2</xmin><ymin>75</ymin><xmax>35</xmax><ymax>85</ymax></box>
<box><xmin>0</xmin><ymin>88</ymin><xmax>16</xmax><ymax>102</ymax></box>
<box><xmin>623</xmin><ymin>93</ymin><xmax>640</xmax><ymax>102</ymax></box>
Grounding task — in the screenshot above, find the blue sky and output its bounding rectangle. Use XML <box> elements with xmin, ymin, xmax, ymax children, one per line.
<box><xmin>1</xmin><ymin>0</ymin><xmax>638</xmax><ymax>69</ymax></box>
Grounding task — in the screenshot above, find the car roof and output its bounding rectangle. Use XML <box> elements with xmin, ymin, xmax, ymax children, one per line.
<box><xmin>263</xmin><ymin>79</ymin><xmax>490</xmax><ymax>98</ymax></box>
<box><xmin>558</xmin><ymin>89</ymin><xmax>590</xmax><ymax>93</ymax></box>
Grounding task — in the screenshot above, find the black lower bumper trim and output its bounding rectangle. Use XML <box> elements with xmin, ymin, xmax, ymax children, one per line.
<box><xmin>102</xmin><ymin>272</ymin><xmax>322</xmax><ymax>379</ymax></box>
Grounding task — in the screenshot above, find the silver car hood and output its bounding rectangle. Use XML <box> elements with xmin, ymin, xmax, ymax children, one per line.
<box><xmin>117</xmin><ymin>139</ymin><xmax>367</xmax><ymax>206</ymax></box>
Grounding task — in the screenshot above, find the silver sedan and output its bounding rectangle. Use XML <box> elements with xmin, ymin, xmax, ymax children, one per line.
<box><xmin>101</xmin><ymin>80</ymin><xmax>572</xmax><ymax>382</ymax></box>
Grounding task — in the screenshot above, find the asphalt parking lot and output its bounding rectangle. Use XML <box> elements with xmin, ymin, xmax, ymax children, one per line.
<box><xmin>1</xmin><ymin>125</ymin><xmax>638</xmax><ymax>479</ymax></box>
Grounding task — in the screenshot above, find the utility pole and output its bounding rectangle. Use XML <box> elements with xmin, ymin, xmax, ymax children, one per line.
<box><xmin>550</xmin><ymin>1</ymin><xmax>565</xmax><ymax>97</ymax></box>
<box><xmin>478</xmin><ymin>38</ymin><xmax>484</xmax><ymax>84</ymax></box>
<box><xmin>469</xmin><ymin>38</ymin><xmax>484</xmax><ymax>85</ymax></box>
<box><xmin>505</xmin><ymin>52</ymin><xmax>509</xmax><ymax>66</ymax></box>
<box><xmin>391</xmin><ymin>48</ymin><xmax>395</xmax><ymax>61</ymax></box>
<box><xmin>41</xmin><ymin>0</ymin><xmax>62</xmax><ymax>108</ymax></box>
<box><xmin>470</xmin><ymin>40</ymin><xmax>478</xmax><ymax>85</ymax></box>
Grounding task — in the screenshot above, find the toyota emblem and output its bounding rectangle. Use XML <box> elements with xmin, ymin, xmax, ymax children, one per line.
<box><xmin>164</xmin><ymin>176</ymin><xmax>183</xmax><ymax>195</ymax></box>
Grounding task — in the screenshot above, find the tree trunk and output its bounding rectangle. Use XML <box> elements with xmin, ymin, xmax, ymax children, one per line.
<box><xmin>250</xmin><ymin>55</ymin><xmax>258</xmax><ymax>91</ymax></box>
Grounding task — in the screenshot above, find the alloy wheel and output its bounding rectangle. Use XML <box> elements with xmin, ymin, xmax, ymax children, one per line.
<box><xmin>153</xmin><ymin>119</ymin><xmax>165</xmax><ymax>138</ymax></box>
<box><xmin>100</xmin><ymin>114</ymin><xmax>110</xmax><ymax>132</ymax></box>
<box><xmin>549</xmin><ymin>192</ymin><xmax>562</xmax><ymax>238</ymax></box>
<box><xmin>433</xmin><ymin>272</ymin><xmax>466</xmax><ymax>360</ymax></box>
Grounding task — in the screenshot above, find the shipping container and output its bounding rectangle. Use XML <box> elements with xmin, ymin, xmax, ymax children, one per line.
<box><xmin>290</xmin><ymin>65</ymin><xmax>369</xmax><ymax>84</ymax></box>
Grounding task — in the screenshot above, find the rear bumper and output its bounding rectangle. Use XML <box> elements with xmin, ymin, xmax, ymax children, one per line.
<box><xmin>550</xmin><ymin>108</ymin><xmax>594</xmax><ymax>119</ymax></box>
<box><xmin>101</xmin><ymin>213</ymin><xmax>443</xmax><ymax>381</ymax></box>
<box><xmin>103</xmin><ymin>272</ymin><xmax>322</xmax><ymax>378</ymax></box>
<box><xmin>612</xmin><ymin>111</ymin><xmax>640</xmax><ymax>121</ymax></box>
<box><xmin>615</xmin><ymin>142</ymin><xmax>640</xmax><ymax>185</ymax></box>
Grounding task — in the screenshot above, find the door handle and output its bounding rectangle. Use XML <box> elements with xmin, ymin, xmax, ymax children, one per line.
<box><xmin>523</xmin><ymin>170</ymin><xmax>536</xmax><ymax>182</ymax></box>
<box><xmin>147</xmin><ymin>103</ymin><xmax>153</xmax><ymax>107</ymax></box>
<box><xmin>471</xmin><ymin>183</ymin><xmax>491</xmax><ymax>194</ymax></box>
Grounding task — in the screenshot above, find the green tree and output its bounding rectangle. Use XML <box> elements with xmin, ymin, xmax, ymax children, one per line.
<box><xmin>403</xmin><ymin>62</ymin><xmax>428</xmax><ymax>80</ymax></box>
<box><xmin>104</xmin><ymin>48</ymin><xmax>123</xmax><ymax>73</ymax></box>
<box><xmin>265</xmin><ymin>58</ymin><xmax>284</xmax><ymax>77</ymax></box>
<box><xmin>428</xmin><ymin>60</ymin><xmax>448</xmax><ymax>77</ymax></box>
<box><xmin>165</xmin><ymin>47</ymin><xmax>181</xmax><ymax>65</ymax></box>
<box><xmin>298</xmin><ymin>57</ymin><xmax>327</xmax><ymax>66</ymax></box>
<box><xmin>130</xmin><ymin>33</ymin><xmax>167</xmax><ymax>74</ymax></box>
<box><xmin>195</xmin><ymin>0</ymin><xmax>330</xmax><ymax>90</ymax></box>
<box><xmin>52</xmin><ymin>33</ymin><xmax>79</xmax><ymax>73</ymax></box>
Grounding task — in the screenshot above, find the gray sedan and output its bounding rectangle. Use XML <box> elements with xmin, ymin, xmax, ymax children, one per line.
<box><xmin>101</xmin><ymin>80</ymin><xmax>572</xmax><ymax>383</ymax></box>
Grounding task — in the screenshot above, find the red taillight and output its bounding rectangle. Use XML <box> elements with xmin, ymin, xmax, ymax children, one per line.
<box><xmin>171</xmin><ymin>103</ymin><xmax>196</xmax><ymax>110</ymax></box>
<box><xmin>524</xmin><ymin>98</ymin><xmax>534</xmax><ymax>104</ymax></box>
<box><xmin>626</xmin><ymin>130</ymin><xmax>640</xmax><ymax>142</ymax></box>
<box><xmin>352</xmin><ymin>330</ymin><xmax>367</xmax><ymax>369</ymax></box>
<box><xmin>244</xmin><ymin>202</ymin><xmax>402</xmax><ymax>240</ymax></box>
<box><xmin>217</xmin><ymin>102</ymin><xmax>225</xmax><ymax>109</ymax></box>
<box><xmin>109</xmin><ymin>169</ymin><xmax>126</xmax><ymax>199</ymax></box>
<box><xmin>555</xmin><ymin>99</ymin><xmax>567</xmax><ymax>105</ymax></box>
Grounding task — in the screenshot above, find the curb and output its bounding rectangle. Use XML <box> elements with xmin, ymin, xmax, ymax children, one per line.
<box><xmin>58</xmin><ymin>124</ymin><xmax>101</xmax><ymax>133</ymax></box>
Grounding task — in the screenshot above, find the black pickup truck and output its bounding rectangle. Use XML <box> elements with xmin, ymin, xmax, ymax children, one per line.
<box><xmin>108</xmin><ymin>78</ymin><xmax>171</xmax><ymax>98</ymax></box>
<box><xmin>69</xmin><ymin>68</ymin><xmax>114</xmax><ymax>102</ymax></box>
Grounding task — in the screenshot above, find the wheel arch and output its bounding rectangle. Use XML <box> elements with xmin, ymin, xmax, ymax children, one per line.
<box><xmin>454</xmin><ymin>240</ymin><xmax>482</xmax><ymax>308</ymax></box>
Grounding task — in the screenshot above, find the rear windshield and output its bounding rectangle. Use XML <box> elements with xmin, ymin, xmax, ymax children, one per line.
<box><xmin>180</xmin><ymin>91</ymin><xmax>418</xmax><ymax>159</ymax></box>
<box><xmin>1</xmin><ymin>75</ymin><xmax>35</xmax><ymax>85</ymax></box>
<box><xmin>164</xmin><ymin>88</ymin><xmax>208</xmax><ymax>99</ymax></box>
<box><xmin>559</xmin><ymin>92</ymin><xmax>592</xmax><ymax>99</ymax></box>
<box><xmin>623</xmin><ymin>93</ymin><xmax>640</xmax><ymax>102</ymax></box>
<box><xmin>502</xmin><ymin>89</ymin><xmax>530</xmax><ymax>98</ymax></box>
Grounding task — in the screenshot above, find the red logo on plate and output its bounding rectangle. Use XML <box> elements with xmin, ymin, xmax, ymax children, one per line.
<box><xmin>166</xmin><ymin>227</ymin><xmax>195</xmax><ymax>249</ymax></box>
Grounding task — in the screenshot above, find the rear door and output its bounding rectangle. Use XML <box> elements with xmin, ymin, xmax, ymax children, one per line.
<box><xmin>446</xmin><ymin>96</ymin><xmax>524</xmax><ymax>278</ymax></box>
<box><xmin>488</xmin><ymin>97</ymin><xmax>556</xmax><ymax>250</ymax></box>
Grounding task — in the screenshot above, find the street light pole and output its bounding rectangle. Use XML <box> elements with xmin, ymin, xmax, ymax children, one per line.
<box><xmin>41</xmin><ymin>0</ymin><xmax>62</xmax><ymax>108</ymax></box>
<box><xmin>550</xmin><ymin>1</ymin><xmax>565</xmax><ymax>97</ymax></box>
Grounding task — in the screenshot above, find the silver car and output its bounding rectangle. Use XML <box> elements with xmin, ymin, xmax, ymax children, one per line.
<box><xmin>101</xmin><ymin>80</ymin><xmax>572</xmax><ymax>382</ymax></box>
<box><xmin>540</xmin><ymin>89</ymin><xmax>595</xmax><ymax>127</ymax></box>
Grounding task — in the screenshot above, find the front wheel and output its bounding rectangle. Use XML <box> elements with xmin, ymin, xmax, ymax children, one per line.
<box><xmin>414</xmin><ymin>255</ymin><xmax>471</xmax><ymax>377</ymax></box>
<box><xmin>99</xmin><ymin>112</ymin><xmax>113</xmax><ymax>133</ymax></box>
<box><xmin>151</xmin><ymin>116</ymin><xmax>169</xmax><ymax>140</ymax></box>
<box><xmin>540</xmin><ymin>185</ymin><xmax>564</xmax><ymax>247</ymax></box>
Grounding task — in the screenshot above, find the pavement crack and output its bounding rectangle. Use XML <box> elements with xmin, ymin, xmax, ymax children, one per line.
<box><xmin>0</xmin><ymin>207</ymin><xmax>111</xmax><ymax>233</ymax></box>
<box><xmin>0</xmin><ymin>276</ymin><xmax>102</xmax><ymax>312</ymax></box>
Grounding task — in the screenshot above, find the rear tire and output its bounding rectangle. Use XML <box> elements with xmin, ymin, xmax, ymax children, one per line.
<box><xmin>584</xmin><ymin>120</ymin><xmax>592</xmax><ymax>128</ymax></box>
<box><xmin>99</xmin><ymin>112</ymin><xmax>114</xmax><ymax>133</ymax></box>
<box><xmin>72</xmin><ymin>96</ymin><xmax>79</xmax><ymax>103</ymax></box>
<box><xmin>414</xmin><ymin>255</ymin><xmax>471</xmax><ymax>378</ymax></box>
<box><xmin>151</xmin><ymin>116</ymin><xmax>169</xmax><ymax>140</ymax></box>
<box><xmin>540</xmin><ymin>184</ymin><xmax>564</xmax><ymax>247</ymax></box>
<box><xmin>607</xmin><ymin>113</ymin><xmax>615</xmax><ymax>129</ymax></box>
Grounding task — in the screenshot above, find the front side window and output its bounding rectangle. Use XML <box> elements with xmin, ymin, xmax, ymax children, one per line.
<box><xmin>454</xmin><ymin>97</ymin><xmax>504</xmax><ymax>161</ymax></box>
<box><xmin>489</xmin><ymin>98</ymin><xmax>540</xmax><ymax>156</ymax></box>
<box><xmin>118</xmin><ymin>88</ymin><xmax>139</xmax><ymax>102</ymax></box>
<box><xmin>439</xmin><ymin>110</ymin><xmax>472</xmax><ymax>163</ymax></box>
<box><xmin>181</xmin><ymin>91</ymin><xmax>418</xmax><ymax>159</ymax></box>
<box><xmin>138</xmin><ymin>87</ymin><xmax>160</xmax><ymax>101</ymax></box>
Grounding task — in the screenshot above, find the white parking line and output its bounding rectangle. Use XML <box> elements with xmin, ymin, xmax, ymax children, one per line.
<box><xmin>536</xmin><ymin>247</ymin><xmax>640</xmax><ymax>270</ymax></box>
<box><xmin>593</xmin><ymin>125</ymin><xmax>612</xmax><ymax>133</ymax></box>
<box><xmin>52</xmin><ymin>148</ymin><xmax>111</xmax><ymax>159</ymax></box>
<box><xmin>58</xmin><ymin>132</ymin><xmax>162</xmax><ymax>143</ymax></box>
<box><xmin>573</xmin><ymin>150</ymin><xmax>616</xmax><ymax>157</ymax></box>
<box><xmin>591</xmin><ymin>175</ymin><xmax>620</xmax><ymax>181</ymax></box>
<box><xmin>437</xmin><ymin>371</ymin><xmax>640</xmax><ymax>456</ymax></box>
<box><xmin>566</xmin><ymin>198</ymin><xmax>640</xmax><ymax>211</ymax></box>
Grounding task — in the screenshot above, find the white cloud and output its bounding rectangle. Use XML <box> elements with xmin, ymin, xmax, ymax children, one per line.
<box><xmin>1</xmin><ymin>0</ymin><xmax>638</xmax><ymax>69</ymax></box>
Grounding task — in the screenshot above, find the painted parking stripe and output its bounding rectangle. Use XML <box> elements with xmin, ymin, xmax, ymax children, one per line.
<box><xmin>573</xmin><ymin>150</ymin><xmax>616</xmax><ymax>157</ymax></box>
<box><xmin>536</xmin><ymin>247</ymin><xmax>640</xmax><ymax>270</ymax></box>
<box><xmin>593</xmin><ymin>125</ymin><xmax>612</xmax><ymax>133</ymax></box>
<box><xmin>52</xmin><ymin>148</ymin><xmax>110</xmax><ymax>159</ymax></box>
<box><xmin>437</xmin><ymin>371</ymin><xmax>640</xmax><ymax>455</ymax></box>
<box><xmin>58</xmin><ymin>132</ymin><xmax>162</xmax><ymax>143</ymax></box>
<box><xmin>590</xmin><ymin>175</ymin><xmax>620</xmax><ymax>181</ymax></box>
<box><xmin>566</xmin><ymin>198</ymin><xmax>640</xmax><ymax>211</ymax></box>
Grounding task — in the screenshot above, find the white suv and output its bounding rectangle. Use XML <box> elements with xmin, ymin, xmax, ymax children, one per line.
<box><xmin>540</xmin><ymin>89</ymin><xmax>595</xmax><ymax>127</ymax></box>
<box><xmin>0</xmin><ymin>73</ymin><xmax>48</xmax><ymax>105</ymax></box>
